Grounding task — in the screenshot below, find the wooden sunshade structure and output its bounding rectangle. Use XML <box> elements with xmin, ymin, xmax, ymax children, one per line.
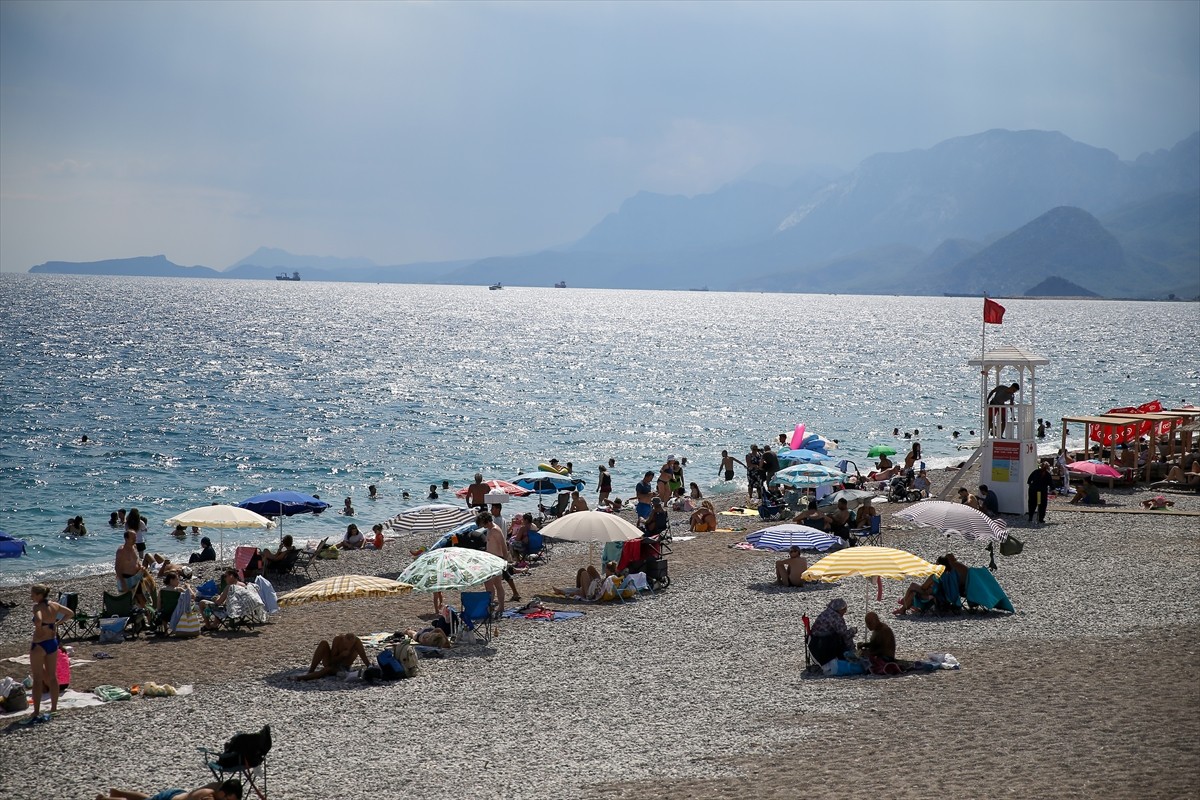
<box><xmin>1060</xmin><ymin>406</ymin><xmax>1200</xmax><ymax>483</ymax></box>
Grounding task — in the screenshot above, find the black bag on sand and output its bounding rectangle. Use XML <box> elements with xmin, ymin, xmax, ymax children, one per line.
<box><xmin>1000</xmin><ymin>535</ymin><xmax>1024</xmax><ymax>557</ymax></box>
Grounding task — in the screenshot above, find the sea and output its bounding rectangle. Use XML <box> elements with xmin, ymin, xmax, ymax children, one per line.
<box><xmin>1</xmin><ymin>273</ymin><xmax>1196</xmax><ymax>586</ymax></box>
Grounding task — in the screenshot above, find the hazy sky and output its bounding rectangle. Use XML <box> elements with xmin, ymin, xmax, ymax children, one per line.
<box><xmin>2</xmin><ymin>0</ymin><xmax>1197</xmax><ymax>270</ymax></box>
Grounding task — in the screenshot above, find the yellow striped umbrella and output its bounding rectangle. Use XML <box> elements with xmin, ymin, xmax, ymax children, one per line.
<box><xmin>801</xmin><ymin>546</ymin><xmax>945</xmax><ymax>583</ymax></box>
<box><xmin>277</xmin><ymin>574</ymin><xmax>414</xmax><ymax>607</ymax></box>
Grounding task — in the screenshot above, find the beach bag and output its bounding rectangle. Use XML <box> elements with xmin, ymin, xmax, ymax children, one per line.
<box><xmin>394</xmin><ymin>638</ymin><xmax>419</xmax><ymax>678</ymax></box>
<box><xmin>1000</xmin><ymin>535</ymin><xmax>1024</xmax><ymax>557</ymax></box>
<box><xmin>196</xmin><ymin>579</ymin><xmax>220</xmax><ymax>599</ymax></box>
<box><xmin>93</xmin><ymin>684</ymin><xmax>132</xmax><ymax>702</ymax></box>
<box><xmin>2</xmin><ymin>680</ymin><xmax>25</xmax><ymax>713</ymax></box>
<box><xmin>377</xmin><ymin>648</ymin><xmax>405</xmax><ymax>680</ymax></box>
<box><xmin>98</xmin><ymin>617</ymin><xmax>129</xmax><ymax>644</ymax></box>
<box><xmin>318</xmin><ymin>546</ymin><xmax>339</xmax><ymax>560</ymax></box>
<box><xmin>175</xmin><ymin>607</ymin><xmax>202</xmax><ymax>637</ymax></box>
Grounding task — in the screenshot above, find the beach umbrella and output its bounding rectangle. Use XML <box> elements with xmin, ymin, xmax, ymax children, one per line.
<box><xmin>277</xmin><ymin>575</ymin><xmax>413</xmax><ymax>607</ymax></box>
<box><xmin>745</xmin><ymin>524</ymin><xmax>842</xmax><ymax>552</ymax></box>
<box><xmin>817</xmin><ymin>489</ymin><xmax>885</xmax><ymax>511</ymax></box>
<box><xmin>895</xmin><ymin>500</ymin><xmax>1009</xmax><ymax>544</ymax></box>
<box><xmin>802</xmin><ymin>433</ymin><xmax>837</xmax><ymax>451</ymax></box>
<box><xmin>868</xmin><ymin>445</ymin><xmax>897</xmax><ymax>458</ymax></box>
<box><xmin>802</xmin><ymin>546</ymin><xmax>945</xmax><ymax>583</ymax></box>
<box><xmin>163</xmin><ymin>504</ymin><xmax>275</xmax><ymax>563</ymax></box>
<box><xmin>770</xmin><ymin>463</ymin><xmax>845</xmax><ymax>488</ymax></box>
<box><xmin>512</xmin><ymin>472</ymin><xmax>585</xmax><ymax>494</ymax></box>
<box><xmin>1067</xmin><ymin>461</ymin><xmax>1124</xmax><ymax>479</ymax></box>
<box><xmin>777</xmin><ymin>448</ymin><xmax>836</xmax><ymax>465</ymax></box>
<box><xmin>539</xmin><ymin>511</ymin><xmax>642</xmax><ymax>543</ymax></box>
<box><xmin>385</xmin><ymin>504</ymin><xmax>476</xmax><ymax>535</ymax></box>
<box><xmin>238</xmin><ymin>490</ymin><xmax>330</xmax><ymax>518</ymax></box>
<box><xmin>0</xmin><ymin>531</ymin><xmax>27</xmax><ymax>559</ymax></box>
<box><xmin>454</xmin><ymin>480</ymin><xmax>531</xmax><ymax>498</ymax></box>
<box><xmin>397</xmin><ymin>547</ymin><xmax>507</xmax><ymax>592</ymax></box>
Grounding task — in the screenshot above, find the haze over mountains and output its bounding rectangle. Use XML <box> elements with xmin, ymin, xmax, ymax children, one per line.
<box><xmin>28</xmin><ymin>128</ymin><xmax>1200</xmax><ymax>298</ymax></box>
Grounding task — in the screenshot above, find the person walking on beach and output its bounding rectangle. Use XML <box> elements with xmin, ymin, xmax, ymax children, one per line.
<box><xmin>27</xmin><ymin>583</ymin><xmax>73</xmax><ymax>724</ymax></box>
<box><xmin>1027</xmin><ymin>461</ymin><xmax>1054</xmax><ymax>524</ymax></box>
<box><xmin>761</xmin><ymin>446</ymin><xmax>780</xmax><ymax>485</ymax></box>
<box><xmin>479</xmin><ymin>512</ymin><xmax>514</xmax><ymax>612</ymax></box>
<box><xmin>598</xmin><ymin>466</ymin><xmax>612</xmax><ymax>504</ymax></box>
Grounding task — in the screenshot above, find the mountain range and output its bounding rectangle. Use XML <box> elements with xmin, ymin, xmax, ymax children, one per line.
<box><xmin>28</xmin><ymin>128</ymin><xmax>1200</xmax><ymax>298</ymax></box>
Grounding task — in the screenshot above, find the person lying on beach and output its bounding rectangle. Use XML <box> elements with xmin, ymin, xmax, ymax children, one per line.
<box><xmin>403</xmin><ymin>627</ymin><xmax>452</xmax><ymax>649</ymax></box>
<box><xmin>95</xmin><ymin>780</ymin><xmax>243</xmax><ymax>800</ymax></box>
<box><xmin>1141</xmin><ymin>496</ymin><xmax>1175</xmax><ymax>509</ymax></box>
<box><xmin>554</xmin><ymin>563</ymin><xmax>620</xmax><ymax>600</ymax></box>
<box><xmin>1163</xmin><ymin>461</ymin><xmax>1200</xmax><ymax>485</ymax></box>
<box><xmin>338</xmin><ymin>524</ymin><xmax>365</xmax><ymax>550</ymax></box>
<box><xmin>689</xmin><ymin>500</ymin><xmax>717</xmax><ymax>532</ymax></box>
<box><xmin>189</xmin><ymin>537</ymin><xmax>217</xmax><ymax>564</ymax></box>
<box><xmin>775</xmin><ymin>546</ymin><xmax>807</xmax><ymax>587</ymax></box>
<box><xmin>867</xmin><ymin>466</ymin><xmax>901</xmax><ymax>483</ymax></box>
<box><xmin>292</xmin><ymin>633</ymin><xmax>371</xmax><ymax>681</ymax></box>
<box><xmin>858</xmin><ymin>612</ymin><xmax>896</xmax><ymax>662</ymax></box>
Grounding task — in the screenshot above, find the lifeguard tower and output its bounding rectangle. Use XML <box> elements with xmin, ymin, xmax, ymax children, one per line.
<box><xmin>965</xmin><ymin>346</ymin><xmax>1050</xmax><ymax>514</ymax></box>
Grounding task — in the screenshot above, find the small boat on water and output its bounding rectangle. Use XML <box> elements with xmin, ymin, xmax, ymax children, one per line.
<box><xmin>689</xmin><ymin>286</ymin><xmax>709</xmax><ymax>292</ymax></box>
<box><xmin>489</xmin><ymin>282</ymin><xmax>503</xmax><ymax>290</ymax></box>
<box><xmin>276</xmin><ymin>271</ymin><xmax>301</xmax><ymax>281</ymax></box>
<box><xmin>554</xmin><ymin>281</ymin><xmax>567</xmax><ymax>288</ymax></box>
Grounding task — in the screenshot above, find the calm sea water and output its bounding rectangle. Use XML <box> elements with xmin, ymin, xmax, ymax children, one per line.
<box><xmin>1</xmin><ymin>274</ymin><xmax>1196</xmax><ymax>585</ymax></box>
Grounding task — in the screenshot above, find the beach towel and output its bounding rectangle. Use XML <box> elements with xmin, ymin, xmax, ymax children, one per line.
<box><xmin>0</xmin><ymin>689</ymin><xmax>106</xmax><ymax>721</ymax></box>
<box><xmin>602</xmin><ymin>540</ymin><xmax>624</xmax><ymax>565</ymax></box>
<box><xmin>965</xmin><ymin>567</ymin><xmax>1015</xmax><ymax>613</ymax></box>
<box><xmin>938</xmin><ymin>570</ymin><xmax>963</xmax><ymax>610</ymax></box>
<box><xmin>358</xmin><ymin>632</ymin><xmax>393</xmax><ymax>649</ymax></box>
<box><xmin>226</xmin><ymin>585</ymin><xmax>268</xmax><ymax>624</ymax></box>
<box><xmin>719</xmin><ymin>508</ymin><xmax>761</xmax><ymax>517</ymax></box>
<box><xmin>501</xmin><ymin>609</ymin><xmax>585</xmax><ymax>621</ymax></box>
<box><xmin>253</xmin><ymin>575</ymin><xmax>279</xmax><ymax>614</ymax></box>
<box><xmin>93</xmin><ymin>685</ymin><xmax>133</xmax><ymax>702</ymax></box>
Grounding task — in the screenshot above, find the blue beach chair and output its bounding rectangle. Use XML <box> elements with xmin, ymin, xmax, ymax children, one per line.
<box><xmin>454</xmin><ymin>591</ymin><xmax>496</xmax><ymax>645</ymax></box>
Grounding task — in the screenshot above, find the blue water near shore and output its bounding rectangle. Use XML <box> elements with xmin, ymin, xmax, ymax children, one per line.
<box><xmin>1</xmin><ymin>273</ymin><xmax>1196</xmax><ymax>585</ymax></box>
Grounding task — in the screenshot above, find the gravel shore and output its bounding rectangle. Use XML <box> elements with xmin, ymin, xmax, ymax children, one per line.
<box><xmin>2</xmin><ymin>472</ymin><xmax>1198</xmax><ymax>799</ymax></box>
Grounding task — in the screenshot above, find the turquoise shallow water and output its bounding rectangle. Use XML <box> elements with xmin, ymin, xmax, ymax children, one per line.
<box><xmin>1</xmin><ymin>274</ymin><xmax>1196</xmax><ymax>585</ymax></box>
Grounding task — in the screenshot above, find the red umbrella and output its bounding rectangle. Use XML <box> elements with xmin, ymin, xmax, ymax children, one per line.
<box><xmin>1067</xmin><ymin>461</ymin><xmax>1123</xmax><ymax>479</ymax></box>
<box><xmin>454</xmin><ymin>480</ymin><xmax>531</xmax><ymax>498</ymax></box>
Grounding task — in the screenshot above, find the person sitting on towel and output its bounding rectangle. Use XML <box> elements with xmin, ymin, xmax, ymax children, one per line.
<box><xmin>775</xmin><ymin>546</ymin><xmax>807</xmax><ymax>587</ymax></box>
<box><xmin>1070</xmin><ymin>477</ymin><xmax>1106</xmax><ymax>505</ymax></box>
<box><xmin>858</xmin><ymin>612</ymin><xmax>896</xmax><ymax>662</ymax></box>
<box><xmin>689</xmin><ymin>500</ymin><xmax>717</xmax><ymax>532</ymax></box>
<box><xmin>292</xmin><ymin>633</ymin><xmax>371</xmax><ymax>681</ymax></box>
<box><xmin>95</xmin><ymin>780</ymin><xmax>244</xmax><ymax>800</ymax></box>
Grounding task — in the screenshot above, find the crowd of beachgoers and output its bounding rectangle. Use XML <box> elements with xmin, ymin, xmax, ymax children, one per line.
<box><xmin>2</xmin><ymin>423</ymin><xmax>1198</xmax><ymax>798</ymax></box>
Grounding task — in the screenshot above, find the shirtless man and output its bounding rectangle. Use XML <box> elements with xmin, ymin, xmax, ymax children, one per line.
<box><xmin>718</xmin><ymin>450</ymin><xmax>743</xmax><ymax>483</ymax></box>
<box><xmin>828</xmin><ymin>498</ymin><xmax>853</xmax><ymax>537</ymax></box>
<box><xmin>568</xmin><ymin>491</ymin><xmax>588</xmax><ymax>513</ymax></box>
<box><xmin>957</xmin><ymin>487</ymin><xmax>982</xmax><ymax>511</ymax></box>
<box><xmin>479</xmin><ymin>512</ymin><xmax>513</xmax><ymax>613</ymax></box>
<box><xmin>466</xmin><ymin>474</ymin><xmax>488</xmax><ymax>509</ymax></box>
<box><xmin>775</xmin><ymin>546</ymin><xmax>808</xmax><ymax>587</ymax></box>
<box><xmin>95</xmin><ymin>780</ymin><xmax>244</xmax><ymax>800</ymax></box>
<box><xmin>292</xmin><ymin>633</ymin><xmax>370</xmax><ymax>681</ymax></box>
<box><xmin>114</xmin><ymin>530</ymin><xmax>145</xmax><ymax>593</ymax></box>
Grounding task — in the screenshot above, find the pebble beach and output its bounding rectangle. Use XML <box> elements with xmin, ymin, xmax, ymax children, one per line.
<box><xmin>2</xmin><ymin>469</ymin><xmax>1198</xmax><ymax>799</ymax></box>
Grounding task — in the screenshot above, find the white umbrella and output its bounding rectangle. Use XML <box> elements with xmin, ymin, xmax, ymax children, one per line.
<box><xmin>539</xmin><ymin>511</ymin><xmax>642</xmax><ymax>543</ymax></box>
<box><xmin>895</xmin><ymin>500</ymin><xmax>1009</xmax><ymax>544</ymax></box>
<box><xmin>164</xmin><ymin>504</ymin><xmax>275</xmax><ymax>563</ymax></box>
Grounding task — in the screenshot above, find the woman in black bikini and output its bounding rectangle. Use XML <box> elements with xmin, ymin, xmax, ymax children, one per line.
<box><xmin>29</xmin><ymin>583</ymin><xmax>73</xmax><ymax>723</ymax></box>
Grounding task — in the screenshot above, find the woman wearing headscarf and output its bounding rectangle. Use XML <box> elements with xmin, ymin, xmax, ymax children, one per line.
<box><xmin>808</xmin><ymin>598</ymin><xmax>857</xmax><ymax>666</ymax></box>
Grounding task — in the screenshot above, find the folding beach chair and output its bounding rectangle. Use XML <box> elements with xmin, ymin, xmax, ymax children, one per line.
<box><xmin>155</xmin><ymin>588</ymin><xmax>183</xmax><ymax>635</ymax></box>
<box><xmin>235</xmin><ymin>546</ymin><xmax>262</xmax><ymax>582</ymax></box>
<box><xmin>524</xmin><ymin>529</ymin><xmax>553</xmax><ymax>565</ymax></box>
<box><xmin>453</xmin><ymin>591</ymin><xmax>496</xmax><ymax>645</ymax></box>
<box><xmin>201</xmin><ymin>724</ymin><xmax>271</xmax><ymax>800</ymax></box>
<box><xmin>854</xmin><ymin>515</ymin><xmax>882</xmax><ymax>547</ymax></box>
<box><xmin>264</xmin><ymin>547</ymin><xmax>301</xmax><ymax>579</ymax></box>
<box><xmin>296</xmin><ymin>537</ymin><xmax>329</xmax><ymax>580</ymax></box>
<box><xmin>56</xmin><ymin>592</ymin><xmax>98</xmax><ymax>640</ymax></box>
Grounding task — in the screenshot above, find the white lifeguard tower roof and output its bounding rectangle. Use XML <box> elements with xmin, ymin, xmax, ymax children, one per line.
<box><xmin>968</xmin><ymin>346</ymin><xmax>1050</xmax><ymax>369</ymax></box>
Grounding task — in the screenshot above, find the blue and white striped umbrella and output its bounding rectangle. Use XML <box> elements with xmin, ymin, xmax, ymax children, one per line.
<box><xmin>770</xmin><ymin>463</ymin><xmax>846</xmax><ymax>488</ymax></box>
<box><xmin>777</xmin><ymin>448</ymin><xmax>836</xmax><ymax>465</ymax></box>
<box><xmin>385</xmin><ymin>504</ymin><xmax>476</xmax><ymax>535</ymax></box>
<box><xmin>745</xmin><ymin>524</ymin><xmax>842</xmax><ymax>552</ymax></box>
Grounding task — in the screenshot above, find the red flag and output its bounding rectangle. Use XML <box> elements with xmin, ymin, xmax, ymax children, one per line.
<box><xmin>983</xmin><ymin>298</ymin><xmax>1005</xmax><ymax>324</ymax></box>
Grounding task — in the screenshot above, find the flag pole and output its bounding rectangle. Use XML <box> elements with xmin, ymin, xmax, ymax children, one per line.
<box><xmin>981</xmin><ymin>294</ymin><xmax>988</xmax><ymax>441</ymax></box>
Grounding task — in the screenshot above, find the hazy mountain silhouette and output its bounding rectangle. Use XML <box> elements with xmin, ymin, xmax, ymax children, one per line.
<box><xmin>1024</xmin><ymin>276</ymin><xmax>1099</xmax><ymax>297</ymax></box>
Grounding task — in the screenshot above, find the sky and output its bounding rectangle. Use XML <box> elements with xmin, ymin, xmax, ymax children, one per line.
<box><xmin>1</xmin><ymin>0</ymin><xmax>1198</xmax><ymax>271</ymax></box>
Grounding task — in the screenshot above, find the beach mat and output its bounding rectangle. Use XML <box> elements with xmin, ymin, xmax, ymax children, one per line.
<box><xmin>6</xmin><ymin>655</ymin><xmax>96</xmax><ymax>668</ymax></box>
<box><xmin>0</xmin><ymin>689</ymin><xmax>104</xmax><ymax>721</ymax></box>
<box><xmin>720</xmin><ymin>509</ymin><xmax>762</xmax><ymax>517</ymax></box>
<box><xmin>501</xmin><ymin>609</ymin><xmax>584</xmax><ymax>621</ymax></box>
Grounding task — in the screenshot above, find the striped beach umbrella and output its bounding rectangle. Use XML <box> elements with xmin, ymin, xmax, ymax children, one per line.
<box><xmin>745</xmin><ymin>524</ymin><xmax>842</xmax><ymax>552</ymax></box>
<box><xmin>397</xmin><ymin>547</ymin><xmax>507</xmax><ymax>592</ymax></box>
<box><xmin>770</xmin><ymin>463</ymin><xmax>846</xmax><ymax>488</ymax></box>
<box><xmin>777</xmin><ymin>449</ymin><xmax>836</xmax><ymax>466</ymax></box>
<box><xmin>277</xmin><ymin>575</ymin><xmax>413</xmax><ymax>607</ymax></box>
<box><xmin>385</xmin><ymin>504</ymin><xmax>476</xmax><ymax>534</ymax></box>
<box><xmin>895</xmin><ymin>500</ymin><xmax>1009</xmax><ymax>544</ymax></box>
<box><xmin>802</xmin><ymin>546</ymin><xmax>945</xmax><ymax>583</ymax></box>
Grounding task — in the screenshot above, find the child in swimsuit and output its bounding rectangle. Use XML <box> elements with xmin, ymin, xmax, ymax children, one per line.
<box><xmin>28</xmin><ymin>583</ymin><xmax>73</xmax><ymax>724</ymax></box>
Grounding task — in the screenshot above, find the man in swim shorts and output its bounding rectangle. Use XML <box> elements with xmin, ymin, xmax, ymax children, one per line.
<box><xmin>718</xmin><ymin>450</ymin><xmax>742</xmax><ymax>483</ymax></box>
<box><xmin>114</xmin><ymin>530</ymin><xmax>145</xmax><ymax>592</ymax></box>
<box><xmin>292</xmin><ymin>633</ymin><xmax>370</xmax><ymax>681</ymax></box>
<box><xmin>95</xmin><ymin>779</ymin><xmax>243</xmax><ymax>800</ymax></box>
<box><xmin>635</xmin><ymin>471</ymin><xmax>655</xmax><ymax>520</ymax></box>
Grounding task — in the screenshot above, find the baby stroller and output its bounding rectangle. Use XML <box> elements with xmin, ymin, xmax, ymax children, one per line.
<box><xmin>637</xmin><ymin>534</ymin><xmax>672</xmax><ymax>591</ymax></box>
<box><xmin>886</xmin><ymin>472</ymin><xmax>923</xmax><ymax>504</ymax></box>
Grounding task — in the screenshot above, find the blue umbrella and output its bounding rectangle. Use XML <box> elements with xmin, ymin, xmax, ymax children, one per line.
<box><xmin>0</xmin><ymin>530</ymin><xmax>27</xmax><ymax>559</ymax></box>
<box><xmin>745</xmin><ymin>524</ymin><xmax>841</xmax><ymax>552</ymax></box>
<box><xmin>512</xmin><ymin>472</ymin><xmax>585</xmax><ymax>495</ymax></box>
<box><xmin>238</xmin><ymin>490</ymin><xmax>330</xmax><ymax>518</ymax></box>
<box><xmin>777</xmin><ymin>448</ymin><xmax>836</xmax><ymax>465</ymax></box>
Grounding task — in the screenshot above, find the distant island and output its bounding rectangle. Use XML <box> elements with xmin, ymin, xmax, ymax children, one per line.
<box><xmin>25</xmin><ymin>128</ymin><xmax>1200</xmax><ymax>300</ymax></box>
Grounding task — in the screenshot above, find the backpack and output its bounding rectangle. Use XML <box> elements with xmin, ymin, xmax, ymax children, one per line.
<box><xmin>377</xmin><ymin>648</ymin><xmax>405</xmax><ymax>680</ymax></box>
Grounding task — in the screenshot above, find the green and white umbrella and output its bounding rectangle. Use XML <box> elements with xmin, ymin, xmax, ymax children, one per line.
<box><xmin>396</xmin><ymin>546</ymin><xmax>507</xmax><ymax>592</ymax></box>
